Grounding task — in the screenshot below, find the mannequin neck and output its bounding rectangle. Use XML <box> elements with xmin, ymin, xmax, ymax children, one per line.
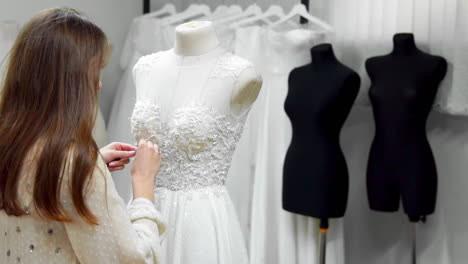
<box><xmin>173</xmin><ymin>21</ymin><xmax>220</xmax><ymax>56</ymax></box>
<box><xmin>392</xmin><ymin>33</ymin><xmax>418</xmax><ymax>55</ymax></box>
<box><xmin>311</xmin><ymin>43</ymin><xmax>338</xmax><ymax>66</ymax></box>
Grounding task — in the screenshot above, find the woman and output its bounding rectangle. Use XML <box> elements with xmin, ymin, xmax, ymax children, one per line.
<box><xmin>0</xmin><ymin>8</ymin><xmax>165</xmax><ymax>264</ymax></box>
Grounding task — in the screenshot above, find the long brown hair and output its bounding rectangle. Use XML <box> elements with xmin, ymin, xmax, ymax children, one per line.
<box><xmin>0</xmin><ymin>8</ymin><xmax>110</xmax><ymax>225</ymax></box>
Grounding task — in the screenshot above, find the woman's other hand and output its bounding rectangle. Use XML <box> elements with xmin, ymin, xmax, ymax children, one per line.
<box><xmin>100</xmin><ymin>142</ymin><xmax>136</xmax><ymax>171</ymax></box>
<box><xmin>131</xmin><ymin>139</ymin><xmax>161</xmax><ymax>202</ymax></box>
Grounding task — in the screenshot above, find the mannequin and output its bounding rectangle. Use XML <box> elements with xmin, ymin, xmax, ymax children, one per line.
<box><xmin>130</xmin><ymin>20</ymin><xmax>262</xmax><ymax>263</ymax></box>
<box><xmin>283</xmin><ymin>43</ymin><xmax>360</xmax><ymax>220</ymax></box>
<box><xmin>366</xmin><ymin>33</ymin><xmax>447</xmax><ymax>222</ymax></box>
<box><xmin>173</xmin><ymin>21</ymin><xmax>262</xmax><ymax>113</ymax></box>
<box><xmin>173</xmin><ymin>21</ymin><xmax>219</xmax><ymax>55</ymax></box>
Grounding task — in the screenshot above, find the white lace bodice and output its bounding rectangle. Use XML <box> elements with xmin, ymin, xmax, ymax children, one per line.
<box><xmin>131</xmin><ymin>48</ymin><xmax>254</xmax><ymax>191</ymax></box>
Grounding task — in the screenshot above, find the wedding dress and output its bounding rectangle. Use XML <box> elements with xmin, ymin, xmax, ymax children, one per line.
<box><xmin>130</xmin><ymin>46</ymin><xmax>255</xmax><ymax>264</ymax></box>
<box><xmin>109</xmin><ymin>16</ymin><xmax>242</xmax><ymax>202</ymax></box>
<box><xmin>227</xmin><ymin>25</ymin><xmax>264</xmax><ymax>243</ymax></box>
<box><xmin>237</xmin><ymin>25</ymin><xmax>345</xmax><ymax>264</ymax></box>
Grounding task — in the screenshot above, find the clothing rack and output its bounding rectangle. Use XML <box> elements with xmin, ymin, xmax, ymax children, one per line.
<box><xmin>142</xmin><ymin>0</ymin><xmax>310</xmax><ymax>14</ymax></box>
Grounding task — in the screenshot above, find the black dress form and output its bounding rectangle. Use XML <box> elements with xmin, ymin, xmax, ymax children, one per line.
<box><xmin>283</xmin><ymin>43</ymin><xmax>360</xmax><ymax>220</ymax></box>
<box><xmin>366</xmin><ymin>33</ymin><xmax>447</xmax><ymax>222</ymax></box>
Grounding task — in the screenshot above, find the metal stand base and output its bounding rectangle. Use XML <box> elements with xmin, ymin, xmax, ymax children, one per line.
<box><xmin>319</xmin><ymin>218</ymin><xmax>329</xmax><ymax>264</ymax></box>
<box><xmin>409</xmin><ymin>215</ymin><xmax>426</xmax><ymax>264</ymax></box>
<box><xmin>319</xmin><ymin>230</ymin><xmax>327</xmax><ymax>264</ymax></box>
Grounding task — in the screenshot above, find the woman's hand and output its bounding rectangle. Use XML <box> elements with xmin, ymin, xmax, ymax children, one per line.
<box><xmin>100</xmin><ymin>142</ymin><xmax>137</xmax><ymax>172</ymax></box>
<box><xmin>131</xmin><ymin>139</ymin><xmax>161</xmax><ymax>202</ymax></box>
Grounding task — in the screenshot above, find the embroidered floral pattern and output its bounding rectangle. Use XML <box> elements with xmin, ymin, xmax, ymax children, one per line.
<box><xmin>131</xmin><ymin>101</ymin><xmax>245</xmax><ymax>191</ymax></box>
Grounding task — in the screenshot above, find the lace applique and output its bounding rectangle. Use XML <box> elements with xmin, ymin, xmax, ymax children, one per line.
<box><xmin>131</xmin><ymin>100</ymin><xmax>161</xmax><ymax>144</ymax></box>
<box><xmin>131</xmin><ymin>101</ymin><xmax>246</xmax><ymax>191</ymax></box>
<box><xmin>209</xmin><ymin>52</ymin><xmax>253</xmax><ymax>79</ymax></box>
<box><xmin>171</xmin><ymin>104</ymin><xmax>218</xmax><ymax>154</ymax></box>
<box><xmin>133</xmin><ymin>52</ymin><xmax>162</xmax><ymax>75</ymax></box>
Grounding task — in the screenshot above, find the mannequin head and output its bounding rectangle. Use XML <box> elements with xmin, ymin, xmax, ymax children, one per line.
<box><xmin>392</xmin><ymin>33</ymin><xmax>418</xmax><ymax>54</ymax></box>
<box><xmin>173</xmin><ymin>21</ymin><xmax>220</xmax><ymax>56</ymax></box>
<box><xmin>310</xmin><ymin>43</ymin><xmax>338</xmax><ymax>65</ymax></box>
<box><xmin>0</xmin><ymin>8</ymin><xmax>110</xmax><ymax>225</ymax></box>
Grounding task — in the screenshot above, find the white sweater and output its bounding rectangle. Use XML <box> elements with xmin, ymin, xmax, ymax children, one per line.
<box><xmin>0</xmin><ymin>156</ymin><xmax>165</xmax><ymax>264</ymax></box>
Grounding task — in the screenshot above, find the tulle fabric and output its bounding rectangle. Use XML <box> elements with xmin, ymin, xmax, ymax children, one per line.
<box><xmin>154</xmin><ymin>186</ymin><xmax>248</xmax><ymax>264</ymax></box>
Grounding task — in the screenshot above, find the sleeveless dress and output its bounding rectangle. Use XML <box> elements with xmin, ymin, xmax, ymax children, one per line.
<box><xmin>109</xmin><ymin>18</ymin><xmax>239</xmax><ymax>202</ymax></box>
<box><xmin>130</xmin><ymin>47</ymin><xmax>254</xmax><ymax>264</ymax></box>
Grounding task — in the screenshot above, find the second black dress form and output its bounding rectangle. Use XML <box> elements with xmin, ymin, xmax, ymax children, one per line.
<box><xmin>366</xmin><ymin>33</ymin><xmax>447</xmax><ymax>222</ymax></box>
<box><xmin>283</xmin><ymin>44</ymin><xmax>360</xmax><ymax>219</ymax></box>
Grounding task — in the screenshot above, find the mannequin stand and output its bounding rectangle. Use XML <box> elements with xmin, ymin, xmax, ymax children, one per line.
<box><xmin>411</xmin><ymin>215</ymin><xmax>426</xmax><ymax>264</ymax></box>
<box><xmin>412</xmin><ymin>223</ymin><xmax>416</xmax><ymax>264</ymax></box>
<box><xmin>319</xmin><ymin>218</ymin><xmax>329</xmax><ymax>264</ymax></box>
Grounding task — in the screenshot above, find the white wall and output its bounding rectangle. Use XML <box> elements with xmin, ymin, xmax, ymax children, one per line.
<box><xmin>0</xmin><ymin>0</ymin><xmax>142</xmax><ymax>122</ymax></box>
